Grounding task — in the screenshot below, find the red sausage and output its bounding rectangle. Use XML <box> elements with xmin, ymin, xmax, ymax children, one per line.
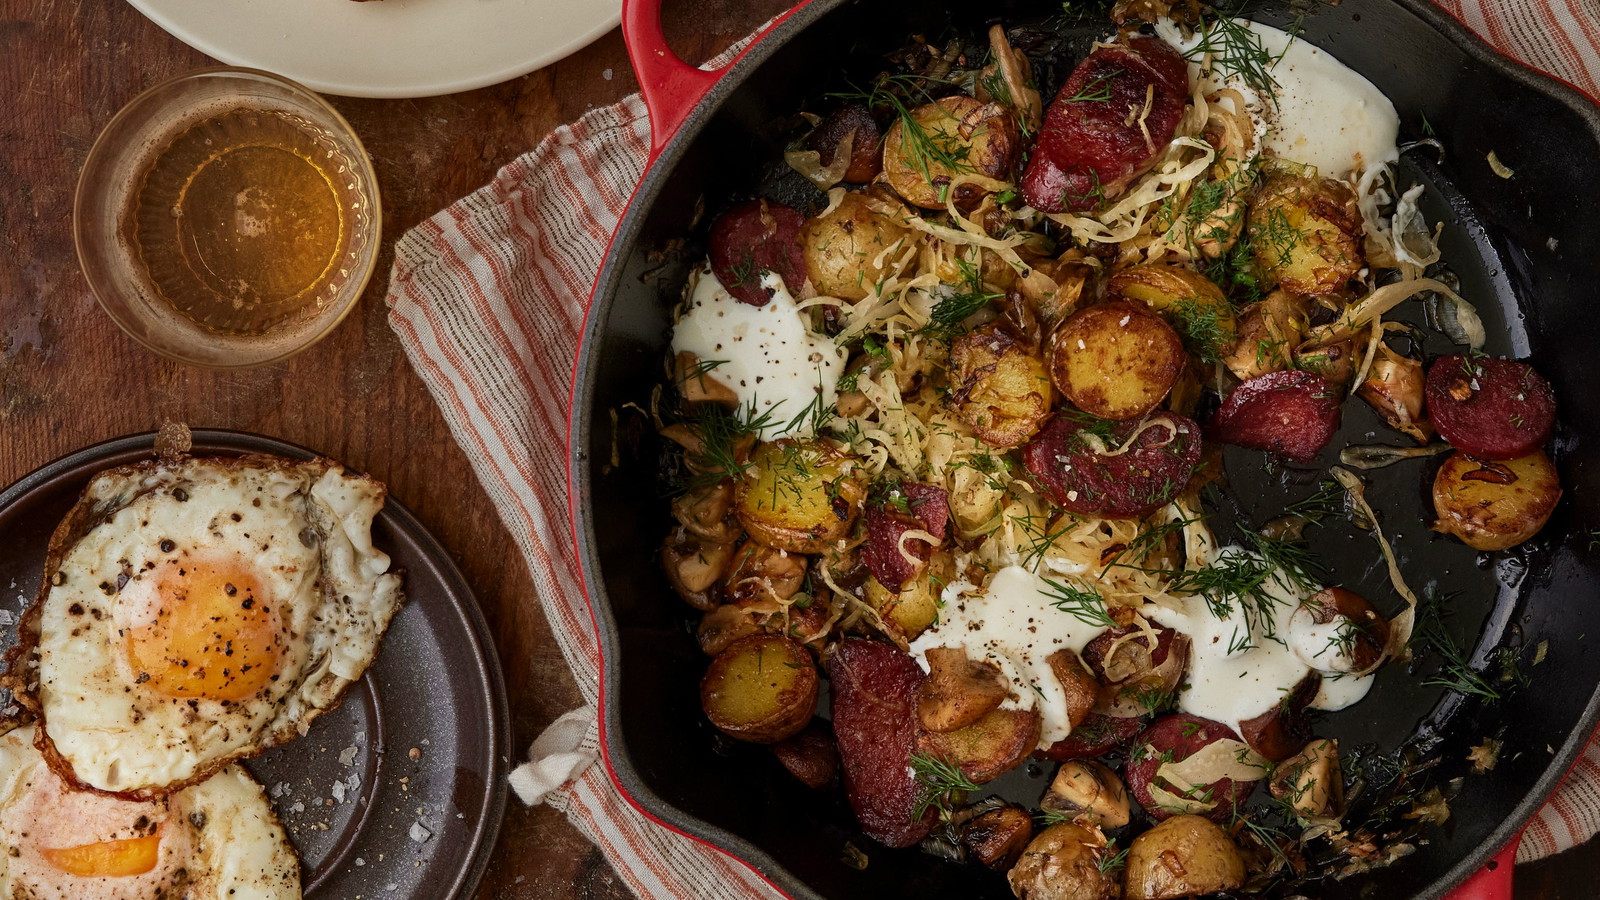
<box><xmin>861</xmin><ymin>483</ymin><xmax>950</xmax><ymax>591</ymax></box>
<box><xmin>1425</xmin><ymin>355</ymin><xmax>1556</xmax><ymax>460</ymax></box>
<box><xmin>1021</xmin><ymin>37</ymin><xmax>1190</xmax><ymax>214</ymax></box>
<box><xmin>707</xmin><ymin>199</ymin><xmax>809</xmax><ymax>306</ymax></box>
<box><xmin>827</xmin><ymin>639</ymin><xmax>937</xmax><ymax>848</ymax></box>
<box><xmin>1208</xmin><ymin>369</ymin><xmax>1341</xmax><ymax>463</ymax></box>
<box><xmin>1022</xmin><ymin>412</ymin><xmax>1203</xmax><ymax>519</ymax></box>
<box><xmin>1125</xmin><ymin>714</ymin><xmax>1256</xmax><ymax>822</ymax></box>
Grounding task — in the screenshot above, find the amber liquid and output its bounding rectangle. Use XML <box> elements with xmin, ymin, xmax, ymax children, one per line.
<box><xmin>131</xmin><ymin>107</ymin><xmax>359</xmax><ymax>336</ymax></box>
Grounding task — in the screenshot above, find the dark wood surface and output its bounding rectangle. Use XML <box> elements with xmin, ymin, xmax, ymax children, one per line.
<box><xmin>0</xmin><ymin>0</ymin><xmax>1594</xmax><ymax>897</ymax></box>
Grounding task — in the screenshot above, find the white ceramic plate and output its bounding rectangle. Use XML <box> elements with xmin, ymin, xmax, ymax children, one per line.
<box><xmin>126</xmin><ymin>0</ymin><xmax>622</xmax><ymax>99</ymax></box>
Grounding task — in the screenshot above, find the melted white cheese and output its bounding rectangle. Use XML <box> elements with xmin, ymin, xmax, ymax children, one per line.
<box><xmin>670</xmin><ymin>265</ymin><xmax>847</xmax><ymax>440</ymax></box>
<box><xmin>1141</xmin><ymin>547</ymin><xmax>1372</xmax><ymax>735</ymax></box>
<box><xmin>909</xmin><ymin>566</ymin><xmax>1110</xmax><ymax>748</ymax></box>
<box><xmin>1155</xmin><ymin>18</ymin><xmax>1400</xmax><ymax>180</ymax></box>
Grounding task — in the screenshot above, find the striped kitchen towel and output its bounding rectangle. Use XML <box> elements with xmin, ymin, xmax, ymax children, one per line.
<box><xmin>385</xmin><ymin>4</ymin><xmax>1600</xmax><ymax>898</ymax></box>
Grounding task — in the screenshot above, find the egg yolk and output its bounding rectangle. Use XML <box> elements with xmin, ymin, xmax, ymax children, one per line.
<box><xmin>125</xmin><ymin>560</ymin><xmax>283</xmax><ymax>701</ymax></box>
<box><xmin>40</xmin><ymin>832</ymin><xmax>162</xmax><ymax>877</ymax></box>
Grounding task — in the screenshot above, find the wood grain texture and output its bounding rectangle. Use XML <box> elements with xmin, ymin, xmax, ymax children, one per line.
<box><xmin>0</xmin><ymin>0</ymin><xmax>1592</xmax><ymax>896</ymax></box>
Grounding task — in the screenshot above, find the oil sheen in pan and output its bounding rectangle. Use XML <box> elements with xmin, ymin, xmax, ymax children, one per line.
<box><xmin>0</xmin><ymin>431</ymin><xmax>510</xmax><ymax>900</ymax></box>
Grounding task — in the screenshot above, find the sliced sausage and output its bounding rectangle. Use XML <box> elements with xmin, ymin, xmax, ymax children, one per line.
<box><xmin>1208</xmin><ymin>369</ymin><xmax>1341</xmax><ymax>463</ymax></box>
<box><xmin>1021</xmin><ymin>37</ymin><xmax>1190</xmax><ymax>214</ymax></box>
<box><xmin>1022</xmin><ymin>412</ymin><xmax>1203</xmax><ymax>518</ymax></box>
<box><xmin>1425</xmin><ymin>354</ymin><xmax>1556</xmax><ymax>460</ymax></box>
<box><xmin>707</xmin><ymin>199</ymin><xmax>809</xmax><ymax>306</ymax></box>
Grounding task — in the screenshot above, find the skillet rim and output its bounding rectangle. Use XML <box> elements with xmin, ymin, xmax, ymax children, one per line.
<box><xmin>570</xmin><ymin>3</ymin><xmax>1600</xmax><ymax>898</ymax></box>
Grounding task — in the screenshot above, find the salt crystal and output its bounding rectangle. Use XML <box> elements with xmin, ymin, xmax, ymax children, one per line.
<box><xmin>289</xmin><ymin>801</ymin><xmax>305</xmax><ymax>814</ymax></box>
<box><xmin>602</xmin><ymin>68</ymin><xmax>614</xmax><ymax>81</ymax></box>
<box><xmin>0</xmin><ymin>610</ymin><xmax>14</xmax><ymax>626</ymax></box>
<box><xmin>339</xmin><ymin>746</ymin><xmax>358</xmax><ymax>766</ymax></box>
<box><xmin>409</xmin><ymin>821</ymin><xmax>432</xmax><ymax>843</ymax></box>
<box><xmin>332</xmin><ymin>781</ymin><xmax>346</xmax><ymax>803</ymax></box>
<box><xmin>355</xmin><ymin>858</ymin><xmax>365</xmax><ymax>867</ymax></box>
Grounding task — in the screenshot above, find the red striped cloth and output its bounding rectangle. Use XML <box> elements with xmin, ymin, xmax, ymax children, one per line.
<box><xmin>385</xmin><ymin>5</ymin><xmax>1600</xmax><ymax>896</ymax></box>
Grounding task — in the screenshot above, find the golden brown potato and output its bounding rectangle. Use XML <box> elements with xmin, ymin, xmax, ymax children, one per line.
<box><xmin>917</xmin><ymin>706</ymin><xmax>1041</xmax><ymax>784</ymax></box>
<box><xmin>948</xmin><ymin>324</ymin><xmax>1054</xmax><ymax>448</ymax></box>
<box><xmin>674</xmin><ymin>351</ymin><xmax>738</xmax><ymax>406</ymax></box>
<box><xmin>1270</xmin><ymin>738</ymin><xmax>1343</xmax><ymax>819</ymax></box>
<box><xmin>697</xmin><ymin>604</ymin><xmax>762</xmax><ymax>657</ymax></box>
<box><xmin>961</xmin><ymin>804</ymin><xmax>1035</xmax><ymax>871</ymax></box>
<box><xmin>802</xmin><ymin>191</ymin><xmax>913</xmax><ymax>300</ymax></box>
<box><xmin>1248</xmin><ymin>165</ymin><xmax>1365</xmax><ymax>295</ymax></box>
<box><xmin>917</xmin><ymin>646</ymin><xmax>1010</xmax><ymax>734</ymax></box>
<box><xmin>861</xmin><ymin>549</ymin><xmax>951</xmax><ymax>641</ymax></box>
<box><xmin>734</xmin><ymin>439</ymin><xmax>866</xmax><ymax>553</ymax></box>
<box><xmin>1107</xmin><ymin>265</ymin><xmax>1237</xmax><ymax>365</ymax></box>
<box><xmin>700</xmin><ymin>634</ymin><xmax>818</xmax><ymax>744</ymax></box>
<box><xmin>661</xmin><ymin>529</ymin><xmax>735</xmax><ymax>611</ymax></box>
<box><xmin>1223</xmin><ymin>290</ymin><xmax>1311</xmax><ymax>381</ymax></box>
<box><xmin>723</xmin><ymin>540</ymin><xmax>806</xmax><ymax>607</ymax></box>
<box><xmin>883</xmin><ymin>96</ymin><xmax>1019</xmax><ymax>209</ymax></box>
<box><xmin>1359</xmin><ymin>344</ymin><xmax>1433</xmax><ymax>443</ymax></box>
<box><xmin>1050</xmin><ymin>301</ymin><xmax>1187</xmax><ymax>421</ymax></box>
<box><xmin>1432</xmin><ymin>450</ymin><xmax>1561</xmax><ymax>551</ymax></box>
<box><xmin>1043</xmin><ymin>760</ymin><xmax>1131</xmax><ymax>828</ymax></box>
<box><xmin>1123</xmin><ymin>815</ymin><xmax>1246</xmax><ymax>900</ymax></box>
<box><xmin>1007</xmin><ymin>823</ymin><xmax>1119</xmax><ymax>900</ymax></box>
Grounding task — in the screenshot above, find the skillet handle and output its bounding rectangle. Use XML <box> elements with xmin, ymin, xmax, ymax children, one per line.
<box><xmin>622</xmin><ymin>0</ymin><xmax>812</xmax><ymax>161</ymax></box>
<box><xmin>1444</xmin><ymin>837</ymin><xmax>1519</xmax><ymax>900</ymax></box>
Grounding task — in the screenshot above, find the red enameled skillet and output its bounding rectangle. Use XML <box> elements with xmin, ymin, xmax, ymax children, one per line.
<box><xmin>568</xmin><ymin>2</ymin><xmax>1600</xmax><ymax>899</ymax></box>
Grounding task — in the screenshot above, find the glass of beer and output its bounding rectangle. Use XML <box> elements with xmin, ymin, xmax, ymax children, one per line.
<box><xmin>74</xmin><ymin>67</ymin><xmax>381</xmax><ymax>368</ymax></box>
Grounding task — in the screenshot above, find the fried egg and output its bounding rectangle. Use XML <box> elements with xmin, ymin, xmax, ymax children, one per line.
<box><xmin>2</xmin><ymin>455</ymin><xmax>403</xmax><ymax>797</ymax></box>
<box><xmin>0</xmin><ymin>724</ymin><xmax>300</xmax><ymax>899</ymax></box>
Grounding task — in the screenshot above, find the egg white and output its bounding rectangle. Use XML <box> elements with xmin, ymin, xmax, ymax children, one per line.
<box><xmin>0</xmin><ymin>725</ymin><xmax>300</xmax><ymax>899</ymax></box>
<box><xmin>16</xmin><ymin>456</ymin><xmax>402</xmax><ymax>795</ymax></box>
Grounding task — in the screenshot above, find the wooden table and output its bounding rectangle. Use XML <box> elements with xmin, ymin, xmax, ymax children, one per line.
<box><xmin>1</xmin><ymin>1</ymin><xmax>1595</xmax><ymax>897</ymax></box>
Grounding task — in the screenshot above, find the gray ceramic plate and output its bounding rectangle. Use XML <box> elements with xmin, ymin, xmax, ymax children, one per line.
<box><xmin>0</xmin><ymin>430</ymin><xmax>510</xmax><ymax>899</ymax></box>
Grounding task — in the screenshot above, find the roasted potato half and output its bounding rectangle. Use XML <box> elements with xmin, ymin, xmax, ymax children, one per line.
<box><xmin>1123</xmin><ymin>815</ymin><xmax>1246</xmax><ymax>900</ymax></box>
<box><xmin>883</xmin><ymin>96</ymin><xmax>1020</xmax><ymax>209</ymax></box>
<box><xmin>948</xmin><ymin>324</ymin><xmax>1054</xmax><ymax>448</ymax></box>
<box><xmin>734</xmin><ymin>439</ymin><xmax>866</xmax><ymax>553</ymax></box>
<box><xmin>1007</xmin><ymin>823</ymin><xmax>1119</xmax><ymax>900</ymax></box>
<box><xmin>701</xmin><ymin>633</ymin><xmax>818</xmax><ymax>743</ymax></box>
<box><xmin>917</xmin><ymin>706</ymin><xmax>1041</xmax><ymax>784</ymax></box>
<box><xmin>1050</xmin><ymin>301</ymin><xmax>1187</xmax><ymax>420</ymax></box>
<box><xmin>1432</xmin><ymin>450</ymin><xmax>1561</xmax><ymax>551</ymax></box>
<box><xmin>802</xmin><ymin>191</ymin><xmax>913</xmax><ymax>300</ymax></box>
<box><xmin>863</xmin><ymin>555</ymin><xmax>949</xmax><ymax>641</ymax></box>
<box><xmin>1247</xmin><ymin>165</ymin><xmax>1364</xmax><ymax>295</ymax></box>
<box><xmin>1107</xmin><ymin>265</ymin><xmax>1237</xmax><ymax>365</ymax></box>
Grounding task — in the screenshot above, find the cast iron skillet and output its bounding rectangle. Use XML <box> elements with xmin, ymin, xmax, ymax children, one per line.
<box><xmin>569</xmin><ymin>2</ymin><xmax>1600</xmax><ymax>899</ymax></box>
<box><xmin>0</xmin><ymin>430</ymin><xmax>510</xmax><ymax>900</ymax></box>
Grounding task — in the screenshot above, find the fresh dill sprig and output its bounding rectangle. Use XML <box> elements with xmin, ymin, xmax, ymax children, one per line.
<box><xmin>1096</xmin><ymin>839</ymin><xmax>1130</xmax><ymax>874</ymax></box>
<box><xmin>1068</xmin><ymin>68</ymin><xmax>1120</xmax><ymax>103</ymax></box>
<box><xmin>918</xmin><ymin>257</ymin><xmax>1001</xmax><ymax>341</ymax></box>
<box><xmin>1183</xmin><ymin>12</ymin><xmax>1285</xmax><ymax>98</ymax></box>
<box><xmin>1167</xmin><ymin>295</ymin><xmax>1235</xmax><ymax>365</ymax></box>
<box><xmin>910</xmin><ymin>752</ymin><xmax>980</xmax><ymax>820</ymax></box>
<box><xmin>832</xmin><ymin>75</ymin><xmax>974</xmax><ymax>202</ymax></box>
<box><xmin>675</xmin><ymin>400</ymin><xmax>781</xmax><ymax>490</ymax></box>
<box><xmin>1041</xmin><ymin>577</ymin><xmax>1116</xmax><ymax>628</ymax></box>
<box><xmin>1416</xmin><ymin>602</ymin><xmax>1504</xmax><ymax>702</ymax></box>
<box><xmin>675</xmin><ymin>357</ymin><xmax>728</xmax><ymax>385</ymax></box>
